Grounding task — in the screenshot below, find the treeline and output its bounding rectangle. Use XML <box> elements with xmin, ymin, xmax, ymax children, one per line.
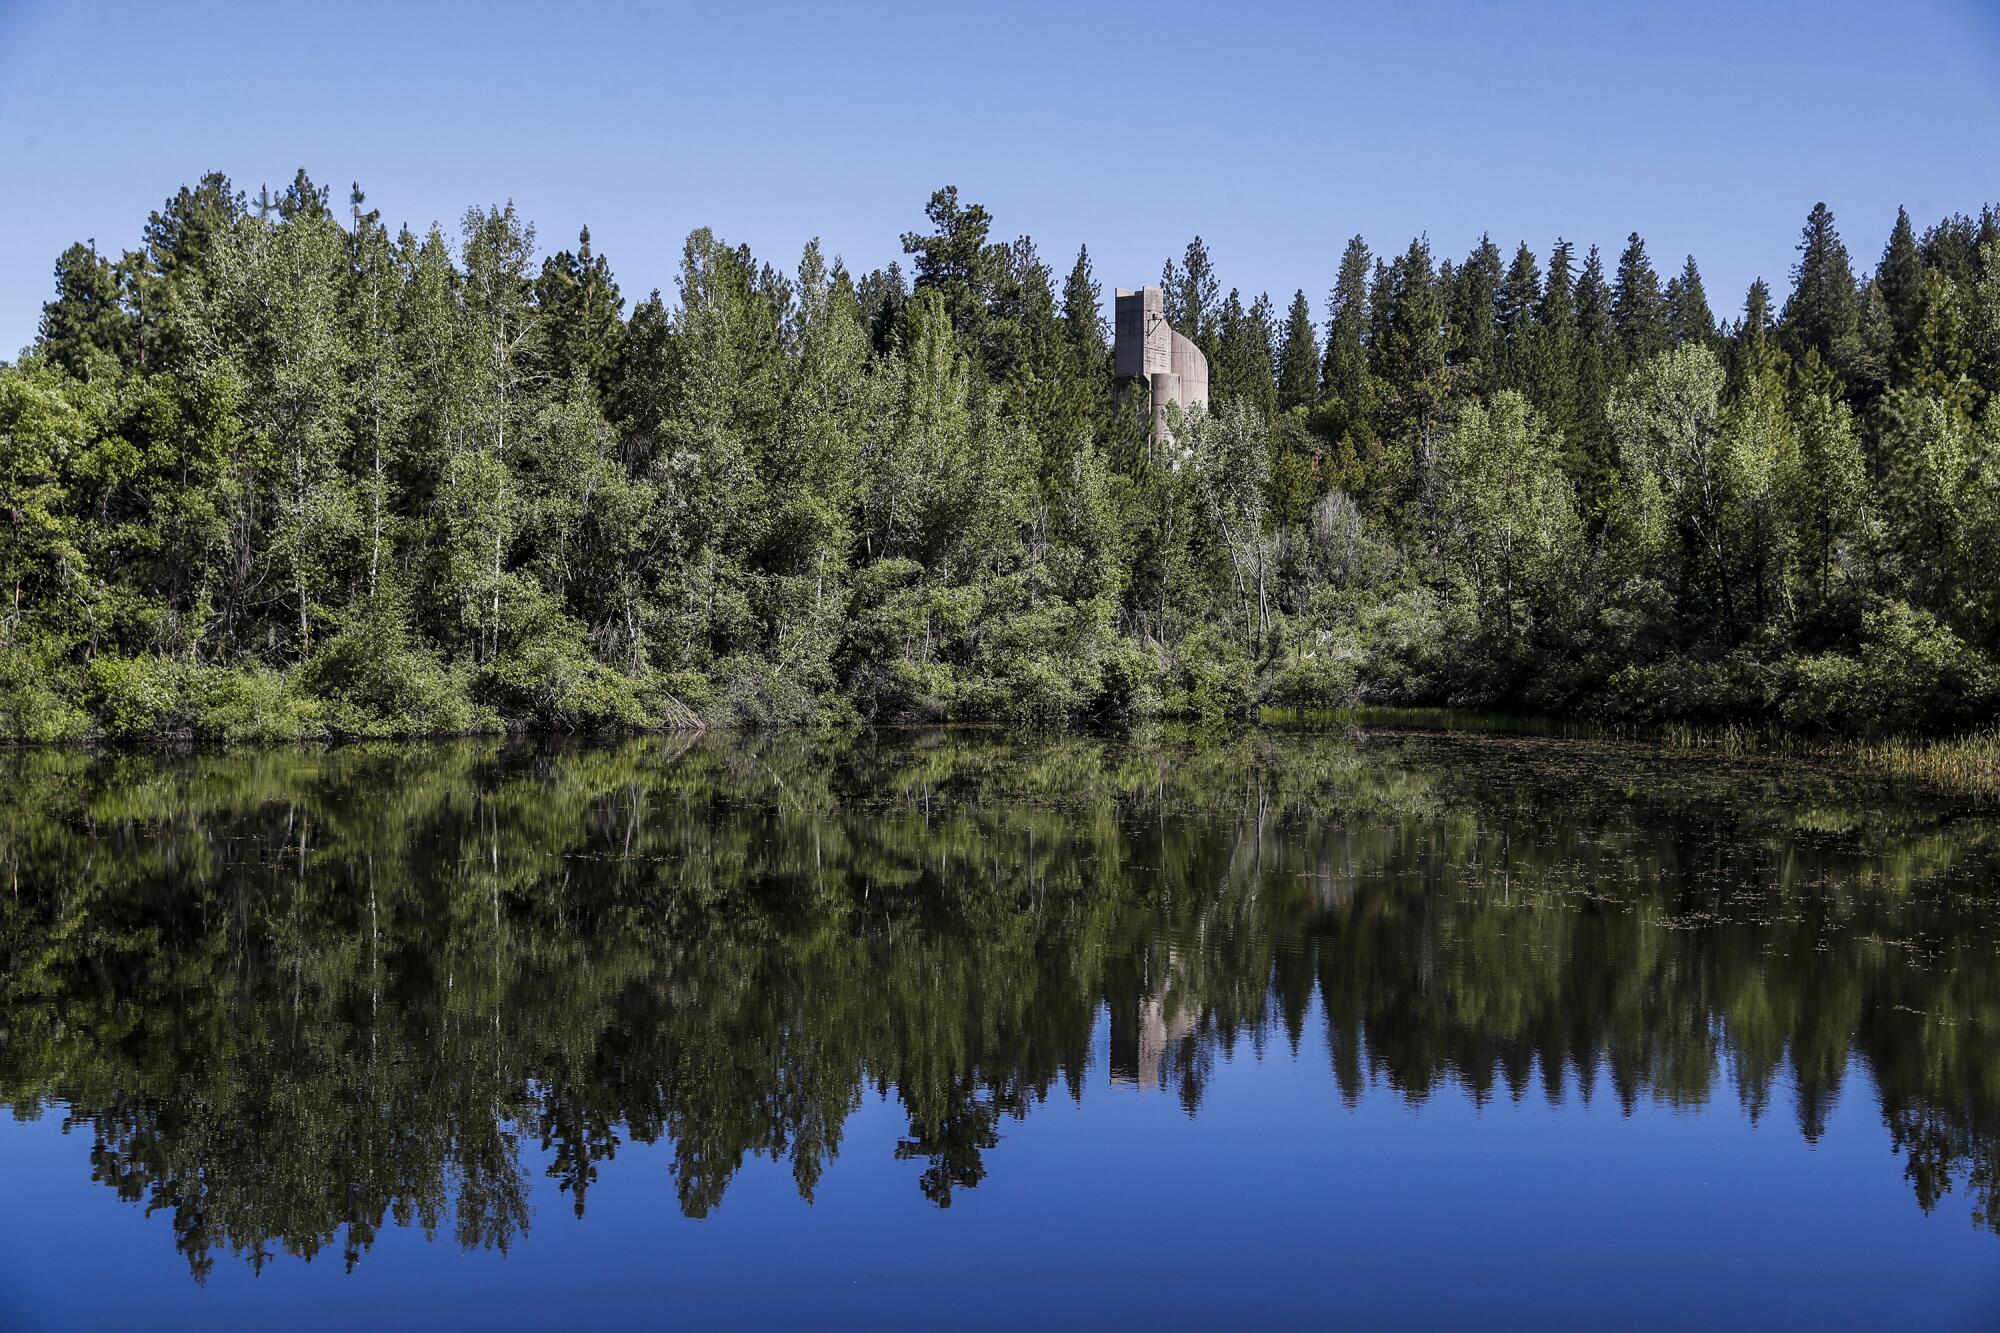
<box><xmin>4</xmin><ymin>171</ymin><xmax>2000</xmax><ymax>740</ymax></box>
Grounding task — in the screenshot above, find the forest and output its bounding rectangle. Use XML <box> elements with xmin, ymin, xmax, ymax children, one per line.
<box><xmin>4</xmin><ymin>170</ymin><xmax>1999</xmax><ymax>741</ymax></box>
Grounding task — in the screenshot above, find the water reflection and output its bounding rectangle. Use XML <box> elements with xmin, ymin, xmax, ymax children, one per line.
<box><xmin>2</xmin><ymin>728</ymin><xmax>1997</xmax><ymax>1279</ymax></box>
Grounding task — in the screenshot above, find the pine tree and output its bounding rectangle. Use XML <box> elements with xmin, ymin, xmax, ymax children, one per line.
<box><xmin>1906</xmin><ymin>269</ymin><xmax>1976</xmax><ymax>397</ymax></box>
<box><xmin>1877</xmin><ymin>206</ymin><xmax>1926</xmax><ymax>352</ymax></box>
<box><xmin>900</xmin><ymin>186</ymin><xmax>996</xmax><ymax>358</ymax></box>
<box><xmin>991</xmin><ymin>236</ymin><xmax>1091</xmax><ymax>459</ymax></box>
<box><xmin>274</xmin><ymin>168</ymin><xmax>333</xmax><ymax>223</ymax></box>
<box><xmin>38</xmin><ymin>242</ymin><xmax>133</xmax><ymax>377</ymax></box>
<box><xmin>1969</xmin><ymin>231</ymin><xmax>2000</xmax><ymax>399</ymax></box>
<box><xmin>604</xmin><ymin>287</ymin><xmax>674</xmax><ymax>469</ymax></box>
<box><xmin>1918</xmin><ymin>208</ymin><xmax>1996</xmax><ymax>290</ymax></box>
<box><xmin>1612</xmin><ymin>232</ymin><xmax>1669</xmax><ymax>368</ymax></box>
<box><xmin>1665</xmin><ymin>256</ymin><xmax>1717</xmax><ymax>350</ymax></box>
<box><xmin>1370</xmin><ymin>238</ymin><xmax>1448</xmax><ymax>526</ymax></box>
<box><xmin>1320</xmin><ymin>237</ymin><xmax>1371</xmax><ymax>396</ymax></box>
<box><xmin>1573</xmin><ymin>246</ymin><xmax>1618</xmax><ymax>496</ymax></box>
<box><xmin>536</xmin><ymin>225</ymin><xmax>626</xmax><ymax>398</ymax></box>
<box><xmin>116</xmin><ymin>172</ymin><xmax>245</xmax><ymax>372</ymax></box>
<box><xmin>1161</xmin><ymin>235</ymin><xmax>1219</xmax><ymax>353</ymax></box>
<box><xmin>1726</xmin><ymin>279</ymin><xmax>1785</xmax><ymax>394</ymax></box>
<box><xmin>1779</xmin><ymin>202</ymin><xmax>1861</xmax><ymax>385</ymax></box>
<box><xmin>1531</xmin><ymin>240</ymin><xmax>1579</xmax><ymax>438</ymax></box>
<box><xmin>1211</xmin><ymin>289</ymin><xmax>1277</xmax><ymax>419</ymax></box>
<box><xmin>1060</xmin><ymin>245</ymin><xmax>1105</xmax><ymax>368</ymax></box>
<box><xmin>854</xmin><ymin>262</ymin><xmax>908</xmax><ymax>356</ymax></box>
<box><xmin>1275</xmin><ymin>289</ymin><xmax>1320</xmax><ymax>413</ymax></box>
<box><xmin>1314</xmin><ymin>236</ymin><xmax>1376</xmax><ymax>485</ymax></box>
<box><xmin>1496</xmin><ymin>241</ymin><xmax>1542</xmax><ymax>392</ymax></box>
<box><xmin>1449</xmin><ymin>235</ymin><xmax>1504</xmax><ymax>395</ymax></box>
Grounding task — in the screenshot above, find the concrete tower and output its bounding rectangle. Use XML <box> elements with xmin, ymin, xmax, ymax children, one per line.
<box><xmin>1114</xmin><ymin>286</ymin><xmax>1208</xmax><ymax>442</ymax></box>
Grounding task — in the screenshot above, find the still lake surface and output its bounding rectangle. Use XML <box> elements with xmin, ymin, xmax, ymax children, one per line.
<box><xmin>1</xmin><ymin>726</ymin><xmax>1998</xmax><ymax>1327</ymax></box>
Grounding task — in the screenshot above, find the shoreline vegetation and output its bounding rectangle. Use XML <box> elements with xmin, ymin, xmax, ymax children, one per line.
<box><xmin>4</xmin><ymin>174</ymin><xmax>1999</xmax><ymax>753</ymax></box>
<box><xmin>1281</xmin><ymin>706</ymin><xmax>2000</xmax><ymax>795</ymax></box>
<box><xmin>8</xmin><ymin>702</ymin><xmax>1999</xmax><ymax>799</ymax></box>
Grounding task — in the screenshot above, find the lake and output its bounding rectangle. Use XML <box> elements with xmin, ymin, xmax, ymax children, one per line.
<box><xmin>2</xmin><ymin>727</ymin><xmax>1997</xmax><ymax>1327</ymax></box>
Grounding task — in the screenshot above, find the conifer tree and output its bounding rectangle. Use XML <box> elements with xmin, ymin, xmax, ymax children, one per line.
<box><xmin>1918</xmin><ymin>209</ymin><xmax>1996</xmax><ymax>288</ymax></box>
<box><xmin>1572</xmin><ymin>246</ymin><xmax>1617</xmax><ymax>489</ymax></box>
<box><xmin>1727</xmin><ymin>278</ymin><xmax>1785</xmax><ymax>394</ymax></box>
<box><xmin>1248</xmin><ymin>292</ymin><xmax>1280</xmax><ymax>416</ymax></box>
<box><xmin>1531</xmin><ymin>240</ymin><xmax>1579</xmax><ymax>439</ymax></box>
<box><xmin>854</xmin><ymin>262</ymin><xmax>908</xmax><ymax>356</ymax></box>
<box><xmin>1211</xmin><ymin>289</ymin><xmax>1277</xmax><ymax>419</ymax></box>
<box><xmin>1612</xmin><ymin>232</ymin><xmax>1669</xmax><ymax>368</ymax></box>
<box><xmin>1370</xmin><ymin>239</ymin><xmax>1448</xmax><ymax>526</ymax></box>
<box><xmin>1276</xmin><ymin>290</ymin><xmax>1319</xmax><ymax>413</ymax></box>
<box><xmin>1161</xmin><ymin>235</ymin><xmax>1219</xmax><ymax>354</ymax></box>
<box><xmin>1315</xmin><ymin>236</ymin><xmax>1376</xmax><ymax>485</ymax></box>
<box><xmin>1320</xmin><ymin>237</ymin><xmax>1372</xmax><ymax>396</ymax></box>
<box><xmin>1877</xmin><ymin>206</ymin><xmax>1927</xmax><ymax>356</ymax></box>
<box><xmin>991</xmin><ymin>236</ymin><xmax>1092</xmax><ymax>459</ymax></box>
<box><xmin>901</xmin><ymin>187</ymin><xmax>997</xmax><ymax>359</ymax></box>
<box><xmin>38</xmin><ymin>242</ymin><xmax>133</xmax><ymax>377</ymax></box>
<box><xmin>1496</xmin><ymin>241</ymin><xmax>1542</xmax><ymax>392</ymax></box>
<box><xmin>1449</xmin><ymin>236</ymin><xmax>1504</xmax><ymax>395</ymax></box>
<box><xmin>1780</xmin><ymin>203</ymin><xmax>1862</xmax><ymax>385</ymax></box>
<box><xmin>1060</xmin><ymin>245</ymin><xmax>1105</xmax><ymax>368</ymax></box>
<box><xmin>1665</xmin><ymin>256</ymin><xmax>1717</xmax><ymax>350</ymax></box>
<box><xmin>536</xmin><ymin>226</ymin><xmax>625</xmax><ymax>398</ymax></box>
<box><xmin>1968</xmin><ymin>232</ymin><xmax>2000</xmax><ymax>398</ymax></box>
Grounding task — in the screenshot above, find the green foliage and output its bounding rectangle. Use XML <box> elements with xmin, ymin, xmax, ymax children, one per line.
<box><xmin>1261</xmin><ymin>632</ymin><xmax>1360</xmax><ymax>709</ymax></box>
<box><xmin>0</xmin><ymin>642</ymin><xmax>90</xmax><ymax>742</ymax></box>
<box><xmin>1781</xmin><ymin>601</ymin><xmax>1999</xmax><ymax>735</ymax></box>
<box><xmin>301</xmin><ymin>593</ymin><xmax>487</xmax><ymax>737</ymax></box>
<box><xmin>85</xmin><ymin>654</ymin><xmax>194</xmax><ymax>739</ymax></box>
<box><xmin>1164</xmin><ymin>622</ymin><xmax>1255</xmax><ymax>720</ymax></box>
<box><xmin>6</xmin><ymin>178</ymin><xmax>2000</xmax><ymax>741</ymax></box>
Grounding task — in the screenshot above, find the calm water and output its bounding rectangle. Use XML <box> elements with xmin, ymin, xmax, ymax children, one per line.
<box><xmin>2</xmin><ymin>728</ymin><xmax>1998</xmax><ymax>1328</ymax></box>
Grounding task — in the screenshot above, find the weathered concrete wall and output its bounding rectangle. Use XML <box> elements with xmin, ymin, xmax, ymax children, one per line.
<box><xmin>1168</xmin><ymin>328</ymin><xmax>1208</xmax><ymax>415</ymax></box>
<box><xmin>1115</xmin><ymin>285</ymin><xmax>1206</xmax><ymax>438</ymax></box>
<box><xmin>1115</xmin><ymin>286</ymin><xmax>1173</xmax><ymax>379</ymax></box>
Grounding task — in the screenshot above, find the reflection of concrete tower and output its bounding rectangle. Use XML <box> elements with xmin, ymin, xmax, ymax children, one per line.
<box><xmin>1114</xmin><ymin>286</ymin><xmax>1208</xmax><ymax>443</ymax></box>
<box><xmin>1109</xmin><ymin>991</ymin><xmax>1197</xmax><ymax>1090</ymax></box>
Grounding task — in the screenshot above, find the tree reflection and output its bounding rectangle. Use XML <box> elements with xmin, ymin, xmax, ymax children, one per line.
<box><xmin>2</xmin><ymin>728</ymin><xmax>1998</xmax><ymax>1277</ymax></box>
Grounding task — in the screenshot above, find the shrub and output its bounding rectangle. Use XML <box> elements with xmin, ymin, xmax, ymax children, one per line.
<box><xmin>709</xmin><ymin>654</ymin><xmax>821</xmax><ymax>727</ymax></box>
<box><xmin>302</xmin><ymin>603</ymin><xmax>489</xmax><ymax>737</ymax></box>
<box><xmin>1597</xmin><ymin>653</ymin><xmax>1772</xmax><ymax>726</ymax></box>
<box><xmin>1165</xmin><ymin>626</ymin><xmax>1255</xmax><ymax>721</ymax></box>
<box><xmin>188</xmin><ymin>668</ymin><xmax>323</xmax><ymax>745</ymax></box>
<box><xmin>1090</xmin><ymin>639</ymin><xmax>1163</xmax><ymax>723</ymax></box>
<box><xmin>86</xmin><ymin>655</ymin><xmax>194</xmax><ymax>740</ymax></box>
<box><xmin>0</xmin><ymin>645</ymin><xmax>90</xmax><ymax>742</ymax></box>
<box><xmin>1261</xmin><ymin>631</ymin><xmax>1361</xmax><ymax>710</ymax></box>
<box><xmin>1780</xmin><ymin>601</ymin><xmax>1998</xmax><ymax>736</ymax></box>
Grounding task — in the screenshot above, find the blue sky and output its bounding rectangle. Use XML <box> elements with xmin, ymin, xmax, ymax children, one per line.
<box><xmin>2</xmin><ymin>0</ymin><xmax>1998</xmax><ymax>358</ymax></box>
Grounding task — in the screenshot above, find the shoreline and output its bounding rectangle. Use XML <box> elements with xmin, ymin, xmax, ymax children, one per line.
<box><xmin>8</xmin><ymin>705</ymin><xmax>2000</xmax><ymax>797</ymax></box>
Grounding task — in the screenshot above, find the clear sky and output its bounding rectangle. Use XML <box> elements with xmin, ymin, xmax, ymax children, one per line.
<box><xmin>2</xmin><ymin>0</ymin><xmax>1998</xmax><ymax>358</ymax></box>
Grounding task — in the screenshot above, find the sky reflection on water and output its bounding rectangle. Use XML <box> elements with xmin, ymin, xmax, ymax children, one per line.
<box><xmin>2</xmin><ymin>728</ymin><xmax>1998</xmax><ymax>1327</ymax></box>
